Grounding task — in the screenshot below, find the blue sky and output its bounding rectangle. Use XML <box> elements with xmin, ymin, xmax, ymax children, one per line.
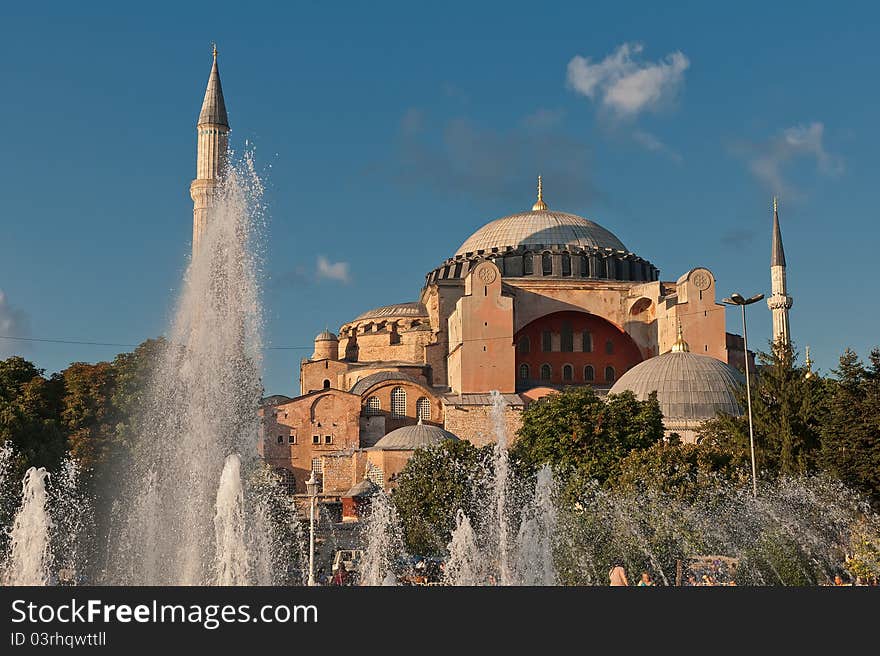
<box><xmin>1</xmin><ymin>1</ymin><xmax>877</xmax><ymax>395</ymax></box>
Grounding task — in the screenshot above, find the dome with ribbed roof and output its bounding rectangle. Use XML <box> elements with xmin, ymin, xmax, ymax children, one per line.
<box><xmin>354</xmin><ymin>302</ymin><xmax>427</xmax><ymax>322</ymax></box>
<box><xmin>372</xmin><ymin>420</ymin><xmax>459</xmax><ymax>451</ymax></box>
<box><xmin>456</xmin><ymin>209</ymin><xmax>628</xmax><ymax>256</ymax></box>
<box><xmin>315</xmin><ymin>329</ymin><xmax>337</xmax><ymax>342</ymax></box>
<box><xmin>609</xmin><ymin>351</ymin><xmax>744</xmax><ymax>422</ymax></box>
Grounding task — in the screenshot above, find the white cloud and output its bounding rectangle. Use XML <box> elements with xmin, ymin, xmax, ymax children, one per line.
<box><xmin>746</xmin><ymin>122</ymin><xmax>843</xmax><ymax>196</ymax></box>
<box><xmin>567</xmin><ymin>43</ymin><xmax>690</xmax><ymax>119</ymax></box>
<box><xmin>316</xmin><ymin>256</ymin><xmax>350</xmax><ymax>283</ymax></box>
<box><xmin>632</xmin><ymin>129</ymin><xmax>682</xmax><ymax>163</ymax></box>
<box><xmin>0</xmin><ymin>289</ymin><xmax>30</xmax><ymax>357</ymax></box>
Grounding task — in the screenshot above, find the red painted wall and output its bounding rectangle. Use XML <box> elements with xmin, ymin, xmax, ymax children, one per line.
<box><xmin>514</xmin><ymin>310</ymin><xmax>642</xmax><ymax>388</ymax></box>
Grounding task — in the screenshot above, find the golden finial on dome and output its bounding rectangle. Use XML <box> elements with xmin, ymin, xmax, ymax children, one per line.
<box><xmin>671</xmin><ymin>319</ymin><xmax>690</xmax><ymax>352</ymax></box>
<box><xmin>773</xmin><ymin>196</ymin><xmax>778</xmax><ymax>213</ymax></box>
<box><xmin>212</xmin><ymin>42</ymin><xmax>218</xmax><ymax>60</ymax></box>
<box><xmin>532</xmin><ymin>175</ymin><xmax>548</xmax><ymax>211</ymax></box>
<box><xmin>804</xmin><ymin>345</ymin><xmax>814</xmax><ymax>379</ymax></box>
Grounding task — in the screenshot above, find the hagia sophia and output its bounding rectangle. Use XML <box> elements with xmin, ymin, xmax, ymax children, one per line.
<box><xmin>189</xmin><ymin>52</ymin><xmax>796</xmax><ymax>506</ymax></box>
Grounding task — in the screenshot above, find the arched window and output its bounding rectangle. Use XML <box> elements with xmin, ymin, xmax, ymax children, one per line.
<box><xmin>580</xmin><ymin>256</ymin><xmax>589</xmax><ymax>277</ymax></box>
<box><xmin>542</xmin><ymin>331</ymin><xmax>552</xmax><ymax>352</ymax></box>
<box><xmin>523</xmin><ymin>254</ymin><xmax>533</xmax><ymax>275</ymax></box>
<box><xmin>322</xmin><ymin>379</ymin><xmax>330</xmax><ymax>389</ymax></box>
<box><xmin>416</xmin><ymin>397</ymin><xmax>431</xmax><ymax>421</ymax></box>
<box><xmin>584</xmin><ymin>365</ymin><xmax>595</xmax><ymax>381</ymax></box>
<box><xmin>540</xmin><ymin>364</ymin><xmax>552</xmax><ymax>381</ymax></box>
<box><xmin>542</xmin><ymin>253</ymin><xmax>552</xmax><ymax>276</ymax></box>
<box><xmin>517</xmin><ymin>336</ymin><xmax>530</xmax><ymax>354</ymax></box>
<box><xmin>391</xmin><ymin>387</ymin><xmax>406</xmax><ymax>418</ymax></box>
<box><xmin>519</xmin><ymin>363</ymin><xmax>530</xmax><ymax>380</ymax></box>
<box><xmin>582</xmin><ymin>332</ymin><xmax>593</xmax><ymax>353</ymax></box>
<box><xmin>604</xmin><ymin>366</ymin><xmax>615</xmax><ymax>382</ymax></box>
<box><xmin>605</xmin><ymin>339</ymin><xmax>614</xmax><ymax>355</ymax></box>
<box><xmin>561</xmin><ymin>321</ymin><xmax>573</xmax><ymax>352</ymax></box>
<box><xmin>365</xmin><ymin>396</ymin><xmax>381</xmax><ymax>415</ymax></box>
<box><xmin>562</xmin><ymin>364</ymin><xmax>573</xmax><ymax>381</ymax></box>
<box><xmin>561</xmin><ymin>253</ymin><xmax>571</xmax><ymax>276</ymax></box>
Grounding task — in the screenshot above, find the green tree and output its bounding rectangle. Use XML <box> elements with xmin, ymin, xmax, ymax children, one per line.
<box><xmin>511</xmin><ymin>387</ymin><xmax>664</xmax><ymax>486</ymax></box>
<box><xmin>700</xmin><ymin>342</ymin><xmax>825</xmax><ymax>476</ymax></box>
<box><xmin>819</xmin><ymin>347</ymin><xmax>880</xmax><ymax>505</ymax></box>
<box><xmin>392</xmin><ymin>439</ymin><xmax>493</xmax><ymax>556</ymax></box>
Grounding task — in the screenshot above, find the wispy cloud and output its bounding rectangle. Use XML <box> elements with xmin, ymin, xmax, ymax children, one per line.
<box><xmin>392</xmin><ymin>109</ymin><xmax>604</xmax><ymax>209</ymax></box>
<box><xmin>632</xmin><ymin>129</ymin><xmax>682</xmax><ymax>163</ymax></box>
<box><xmin>316</xmin><ymin>256</ymin><xmax>350</xmax><ymax>283</ymax></box>
<box><xmin>735</xmin><ymin>122</ymin><xmax>843</xmax><ymax>197</ymax></box>
<box><xmin>0</xmin><ymin>289</ymin><xmax>30</xmax><ymax>357</ymax></box>
<box><xmin>567</xmin><ymin>43</ymin><xmax>690</xmax><ymax>119</ymax></box>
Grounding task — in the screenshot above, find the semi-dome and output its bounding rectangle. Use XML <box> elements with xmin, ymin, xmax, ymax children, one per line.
<box><xmin>609</xmin><ymin>347</ymin><xmax>744</xmax><ymax>425</ymax></box>
<box><xmin>456</xmin><ymin>209</ymin><xmax>628</xmax><ymax>256</ymax></box>
<box><xmin>372</xmin><ymin>420</ymin><xmax>460</xmax><ymax>451</ymax></box>
<box><xmin>354</xmin><ymin>302</ymin><xmax>427</xmax><ymax>322</ymax></box>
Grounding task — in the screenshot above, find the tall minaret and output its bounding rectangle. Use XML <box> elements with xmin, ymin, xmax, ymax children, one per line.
<box><xmin>190</xmin><ymin>44</ymin><xmax>230</xmax><ymax>254</ymax></box>
<box><xmin>767</xmin><ymin>197</ymin><xmax>793</xmax><ymax>348</ymax></box>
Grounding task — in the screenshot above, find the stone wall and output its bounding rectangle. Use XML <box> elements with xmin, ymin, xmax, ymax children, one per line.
<box><xmin>443</xmin><ymin>404</ymin><xmax>523</xmax><ymax>447</ymax></box>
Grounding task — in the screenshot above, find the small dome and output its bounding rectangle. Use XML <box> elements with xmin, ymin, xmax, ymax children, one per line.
<box><xmin>315</xmin><ymin>329</ymin><xmax>338</xmax><ymax>342</ymax></box>
<box><xmin>456</xmin><ymin>209</ymin><xmax>628</xmax><ymax>256</ymax></box>
<box><xmin>372</xmin><ymin>421</ymin><xmax>459</xmax><ymax>451</ymax></box>
<box><xmin>609</xmin><ymin>351</ymin><xmax>744</xmax><ymax>422</ymax></box>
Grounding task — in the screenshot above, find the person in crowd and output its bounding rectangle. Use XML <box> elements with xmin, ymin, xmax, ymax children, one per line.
<box><xmin>609</xmin><ymin>562</ymin><xmax>629</xmax><ymax>586</ymax></box>
<box><xmin>637</xmin><ymin>571</ymin><xmax>654</xmax><ymax>586</ymax></box>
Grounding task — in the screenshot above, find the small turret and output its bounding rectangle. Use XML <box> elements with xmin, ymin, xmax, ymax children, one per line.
<box><xmin>312</xmin><ymin>329</ymin><xmax>339</xmax><ymax>361</ymax></box>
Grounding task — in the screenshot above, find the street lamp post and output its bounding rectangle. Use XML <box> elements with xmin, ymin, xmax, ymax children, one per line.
<box><xmin>722</xmin><ymin>292</ymin><xmax>764</xmax><ymax>498</ymax></box>
<box><xmin>305</xmin><ymin>471</ymin><xmax>319</xmax><ymax>586</ymax></box>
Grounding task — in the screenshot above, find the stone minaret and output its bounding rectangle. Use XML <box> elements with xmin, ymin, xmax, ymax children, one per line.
<box><xmin>190</xmin><ymin>45</ymin><xmax>229</xmax><ymax>254</ymax></box>
<box><xmin>767</xmin><ymin>197</ymin><xmax>792</xmax><ymax>348</ymax></box>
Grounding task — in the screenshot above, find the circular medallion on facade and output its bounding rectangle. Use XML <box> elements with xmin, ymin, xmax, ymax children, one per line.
<box><xmin>478</xmin><ymin>266</ymin><xmax>497</xmax><ymax>284</ymax></box>
<box><xmin>690</xmin><ymin>269</ymin><xmax>712</xmax><ymax>291</ymax></box>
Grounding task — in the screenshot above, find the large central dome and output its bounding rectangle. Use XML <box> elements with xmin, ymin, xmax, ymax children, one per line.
<box><xmin>456</xmin><ymin>209</ymin><xmax>628</xmax><ymax>256</ymax></box>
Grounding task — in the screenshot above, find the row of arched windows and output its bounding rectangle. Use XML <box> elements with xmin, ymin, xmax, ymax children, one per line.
<box><xmin>519</xmin><ymin>363</ymin><xmax>615</xmax><ymax>383</ymax></box>
<box><xmin>517</xmin><ymin>332</ymin><xmax>612</xmax><ymax>354</ymax></box>
<box><xmin>363</xmin><ymin>388</ymin><xmax>432</xmax><ymax>420</ymax></box>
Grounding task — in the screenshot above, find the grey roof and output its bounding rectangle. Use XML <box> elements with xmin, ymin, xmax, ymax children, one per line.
<box><xmin>442</xmin><ymin>393</ymin><xmax>525</xmax><ymax>407</ymax></box>
<box><xmin>771</xmin><ymin>207</ymin><xmax>786</xmax><ymax>267</ymax></box>
<box><xmin>260</xmin><ymin>394</ymin><xmax>293</xmax><ymax>407</ymax></box>
<box><xmin>198</xmin><ymin>54</ymin><xmax>228</xmax><ymax>127</ymax></box>
<box><xmin>344</xmin><ymin>478</ymin><xmax>379</xmax><ymax>498</ymax></box>
<box><xmin>372</xmin><ymin>422</ymin><xmax>460</xmax><ymax>451</ymax></box>
<box><xmin>456</xmin><ymin>210</ymin><xmax>627</xmax><ymax>256</ymax></box>
<box><xmin>349</xmin><ymin>371</ymin><xmax>424</xmax><ymax>396</ymax></box>
<box><xmin>609</xmin><ymin>351</ymin><xmax>744</xmax><ymax>421</ymax></box>
<box><xmin>315</xmin><ymin>329</ymin><xmax>337</xmax><ymax>341</ymax></box>
<box><xmin>354</xmin><ymin>302</ymin><xmax>427</xmax><ymax>321</ymax></box>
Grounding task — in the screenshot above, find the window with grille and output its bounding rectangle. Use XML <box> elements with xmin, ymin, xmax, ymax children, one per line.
<box><xmin>517</xmin><ymin>336</ymin><xmax>530</xmax><ymax>354</ymax></box>
<box><xmin>417</xmin><ymin>397</ymin><xmax>431</xmax><ymax>421</ymax></box>
<box><xmin>582</xmin><ymin>331</ymin><xmax>593</xmax><ymax>353</ymax></box>
<box><xmin>605</xmin><ymin>366</ymin><xmax>615</xmax><ymax>382</ymax></box>
<box><xmin>391</xmin><ymin>387</ymin><xmax>406</xmax><ymax>418</ymax></box>
<box><xmin>584</xmin><ymin>365</ymin><xmax>595</xmax><ymax>381</ymax></box>
<box><xmin>540</xmin><ymin>364</ymin><xmax>551</xmax><ymax>380</ymax></box>
<box><xmin>561</xmin><ymin>322</ymin><xmax>573</xmax><ymax>352</ymax></box>
<box><xmin>365</xmin><ymin>396</ymin><xmax>381</xmax><ymax>415</ymax></box>
<box><xmin>276</xmin><ymin>468</ymin><xmax>296</xmax><ymax>495</ymax></box>
<box><xmin>542</xmin><ymin>331</ymin><xmax>552</xmax><ymax>352</ymax></box>
<box><xmin>563</xmin><ymin>365</ymin><xmax>573</xmax><ymax>381</ymax></box>
<box><xmin>519</xmin><ymin>363</ymin><xmax>530</xmax><ymax>380</ymax></box>
<box><xmin>311</xmin><ymin>457</ymin><xmax>323</xmax><ymax>474</ymax></box>
<box><xmin>366</xmin><ymin>463</ymin><xmax>384</xmax><ymax>486</ymax></box>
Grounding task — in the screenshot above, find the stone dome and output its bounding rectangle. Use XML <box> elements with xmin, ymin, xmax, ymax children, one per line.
<box><xmin>609</xmin><ymin>351</ymin><xmax>744</xmax><ymax>422</ymax></box>
<box><xmin>456</xmin><ymin>209</ymin><xmax>628</xmax><ymax>256</ymax></box>
<box><xmin>315</xmin><ymin>329</ymin><xmax>338</xmax><ymax>341</ymax></box>
<box><xmin>372</xmin><ymin>421</ymin><xmax>460</xmax><ymax>451</ymax></box>
<box><xmin>354</xmin><ymin>302</ymin><xmax>427</xmax><ymax>322</ymax></box>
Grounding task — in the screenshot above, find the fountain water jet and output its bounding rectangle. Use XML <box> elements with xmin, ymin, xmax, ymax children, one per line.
<box><xmin>4</xmin><ymin>467</ymin><xmax>53</xmax><ymax>585</ymax></box>
<box><xmin>214</xmin><ymin>454</ymin><xmax>250</xmax><ymax>585</ymax></box>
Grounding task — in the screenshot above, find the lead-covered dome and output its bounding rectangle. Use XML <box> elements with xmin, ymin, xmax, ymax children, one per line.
<box><xmin>372</xmin><ymin>421</ymin><xmax>459</xmax><ymax>451</ymax></box>
<box><xmin>456</xmin><ymin>209</ymin><xmax>628</xmax><ymax>256</ymax></box>
<box><xmin>609</xmin><ymin>350</ymin><xmax>744</xmax><ymax>423</ymax></box>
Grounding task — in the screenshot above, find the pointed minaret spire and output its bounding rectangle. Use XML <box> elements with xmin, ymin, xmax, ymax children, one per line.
<box><xmin>190</xmin><ymin>44</ymin><xmax>231</xmax><ymax>254</ymax></box>
<box><xmin>532</xmin><ymin>175</ymin><xmax>548</xmax><ymax>211</ymax></box>
<box><xmin>767</xmin><ymin>197</ymin><xmax>793</xmax><ymax>349</ymax></box>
